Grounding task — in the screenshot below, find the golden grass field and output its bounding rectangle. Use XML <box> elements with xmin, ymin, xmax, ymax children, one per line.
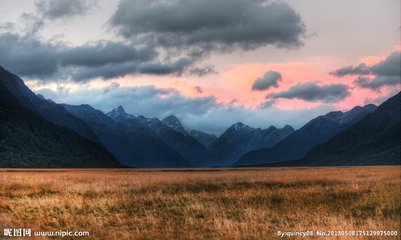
<box><xmin>0</xmin><ymin>166</ymin><xmax>400</xmax><ymax>240</ymax></box>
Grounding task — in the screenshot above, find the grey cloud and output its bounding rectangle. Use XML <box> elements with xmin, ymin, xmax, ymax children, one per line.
<box><xmin>2</xmin><ymin>0</ymin><xmax>307</xmax><ymax>82</ymax></box>
<box><xmin>103</xmin><ymin>82</ymin><xmax>120</xmax><ymax>94</ymax></box>
<box><xmin>139</xmin><ymin>58</ymin><xmax>194</xmax><ymax>75</ymax></box>
<box><xmin>259</xmin><ymin>99</ymin><xmax>277</xmax><ymax>109</ymax></box>
<box><xmin>355</xmin><ymin>76</ymin><xmax>400</xmax><ymax>90</ymax></box>
<box><xmin>331</xmin><ymin>51</ymin><xmax>400</xmax><ymax>90</ymax></box>
<box><xmin>0</xmin><ymin>33</ymin><xmax>195</xmax><ymax>81</ymax></box>
<box><xmin>36</xmin><ymin>0</ymin><xmax>97</xmax><ymax>20</ymax></box>
<box><xmin>20</xmin><ymin>0</ymin><xmax>97</xmax><ymax>34</ymax></box>
<box><xmin>0</xmin><ymin>33</ymin><xmax>61</xmax><ymax>78</ymax></box>
<box><xmin>71</xmin><ymin>58</ymin><xmax>193</xmax><ymax>81</ymax></box>
<box><xmin>370</xmin><ymin>51</ymin><xmax>401</xmax><ymax>76</ymax></box>
<box><xmin>0</xmin><ymin>22</ymin><xmax>15</xmax><ymax>31</ymax></box>
<box><xmin>252</xmin><ymin>71</ymin><xmax>282</xmax><ymax>91</ymax></box>
<box><xmin>332</xmin><ymin>51</ymin><xmax>400</xmax><ymax>78</ymax></box>
<box><xmin>71</xmin><ymin>62</ymin><xmax>136</xmax><ymax>81</ymax></box>
<box><xmin>110</xmin><ymin>0</ymin><xmax>306</xmax><ymax>51</ymax></box>
<box><xmin>20</xmin><ymin>13</ymin><xmax>45</xmax><ymax>35</ymax></box>
<box><xmin>194</xmin><ymin>86</ymin><xmax>203</xmax><ymax>94</ymax></box>
<box><xmin>60</xmin><ymin>41</ymin><xmax>156</xmax><ymax>67</ymax></box>
<box><xmin>330</xmin><ymin>63</ymin><xmax>370</xmax><ymax>77</ymax></box>
<box><xmin>268</xmin><ymin>82</ymin><xmax>350</xmax><ymax>103</ymax></box>
<box><xmin>189</xmin><ymin>66</ymin><xmax>217</xmax><ymax>77</ymax></box>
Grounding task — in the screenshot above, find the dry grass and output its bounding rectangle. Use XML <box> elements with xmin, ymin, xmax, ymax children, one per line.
<box><xmin>0</xmin><ymin>166</ymin><xmax>400</xmax><ymax>239</ymax></box>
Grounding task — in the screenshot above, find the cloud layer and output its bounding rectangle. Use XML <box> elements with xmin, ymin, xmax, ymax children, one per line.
<box><xmin>21</xmin><ymin>0</ymin><xmax>97</xmax><ymax>34</ymax></box>
<box><xmin>36</xmin><ymin>0</ymin><xmax>96</xmax><ymax>20</ymax></box>
<box><xmin>0</xmin><ymin>0</ymin><xmax>306</xmax><ymax>83</ymax></box>
<box><xmin>0</xmin><ymin>33</ymin><xmax>195</xmax><ymax>81</ymax></box>
<box><xmin>331</xmin><ymin>51</ymin><xmax>400</xmax><ymax>90</ymax></box>
<box><xmin>252</xmin><ymin>71</ymin><xmax>282</xmax><ymax>91</ymax></box>
<box><xmin>268</xmin><ymin>82</ymin><xmax>350</xmax><ymax>103</ymax></box>
<box><xmin>110</xmin><ymin>0</ymin><xmax>306</xmax><ymax>51</ymax></box>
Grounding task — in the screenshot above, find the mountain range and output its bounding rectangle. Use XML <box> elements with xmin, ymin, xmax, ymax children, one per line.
<box><xmin>234</xmin><ymin>104</ymin><xmax>378</xmax><ymax>166</ymax></box>
<box><xmin>0</xmin><ymin>66</ymin><xmax>399</xmax><ymax>168</ymax></box>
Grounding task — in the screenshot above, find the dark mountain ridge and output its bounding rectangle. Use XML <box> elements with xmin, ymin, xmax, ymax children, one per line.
<box><xmin>0</xmin><ymin>67</ymin><xmax>120</xmax><ymax>168</ymax></box>
<box><xmin>234</xmin><ymin>104</ymin><xmax>378</xmax><ymax>166</ymax></box>
<box><xmin>294</xmin><ymin>92</ymin><xmax>400</xmax><ymax>166</ymax></box>
<box><xmin>0</xmin><ymin>66</ymin><xmax>100</xmax><ymax>143</ymax></box>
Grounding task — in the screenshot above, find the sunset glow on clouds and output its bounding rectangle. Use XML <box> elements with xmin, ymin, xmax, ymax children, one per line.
<box><xmin>0</xmin><ymin>0</ymin><xmax>400</xmax><ymax>134</ymax></box>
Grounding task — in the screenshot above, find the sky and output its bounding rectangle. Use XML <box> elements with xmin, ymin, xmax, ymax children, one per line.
<box><xmin>0</xmin><ymin>0</ymin><xmax>400</xmax><ymax>134</ymax></box>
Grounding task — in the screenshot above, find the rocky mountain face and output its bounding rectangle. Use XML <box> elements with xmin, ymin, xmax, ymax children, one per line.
<box><xmin>162</xmin><ymin>115</ymin><xmax>188</xmax><ymax>135</ymax></box>
<box><xmin>210</xmin><ymin>122</ymin><xmax>295</xmax><ymax>166</ymax></box>
<box><xmin>108</xmin><ymin>108</ymin><xmax>217</xmax><ymax>167</ymax></box>
<box><xmin>107</xmin><ymin>105</ymin><xmax>135</xmax><ymax>121</ymax></box>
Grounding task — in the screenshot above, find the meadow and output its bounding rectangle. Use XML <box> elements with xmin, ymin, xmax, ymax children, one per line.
<box><xmin>0</xmin><ymin>166</ymin><xmax>400</xmax><ymax>239</ymax></box>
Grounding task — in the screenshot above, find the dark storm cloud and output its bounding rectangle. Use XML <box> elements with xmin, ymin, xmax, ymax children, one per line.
<box><xmin>110</xmin><ymin>0</ymin><xmax>306</xmax><ymax>51</ymax></box>
<box><xmin>0</xmin><ymin>33</ymin><xmax>195</xmax><ymax>81</ymax></box>
<box><xmin>252</xmin><ymin>71</ymin><xmax>282</xmax><ymax>91</ymax></box>
<box><xmin>331</xmin><ymin>51</ymin><xmax>400</xmax><ymax>90</ymax></box>
<box><xmin>268</xmin><ymin>82</ymin><xmax>350</xmax><ymax>103</ymax></box>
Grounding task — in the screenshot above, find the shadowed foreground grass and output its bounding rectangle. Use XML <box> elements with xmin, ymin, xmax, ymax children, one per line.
<box><xmin>0</xmin><ymin>166</ymin><xmax>400</xmax><ymax>239</ymax></box>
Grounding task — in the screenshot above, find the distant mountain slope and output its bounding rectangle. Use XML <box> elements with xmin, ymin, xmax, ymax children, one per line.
<box><xmin>0</xmin><ymin>71</ymin><xmax>120</xmax><ymax>168</ymax></box>
<box><xmin>210</xmin><ymin>122</ymin><xmax>295</xmax><ymax>166</ymax></box>
<box><xmin>295</xmin><ymin>92</ymin><xmax>400</xmax><ymax>166</ymax></box>
<box><xmin>235</xmin><ymin>104</ymin><xmax>377</xmax><ymax>166</ymax></box>
<box><xmin>65</xmin><ymin>105</ymin><xmax>191</xmax><ymax>168</ymax></box>
<box><xmin>0</xmin><ymin>66</ymin><xmax>99</xmax><ymax>143</ymax></box>
<box><xmin>111</xmin><ymin>109</ymin><xmax>216</xmax><ymax>167</ymax></box>
<box><xmin>189</xmin><ymin>130</ymin><xmax>217</xmax><ymax>147</ymax></box>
